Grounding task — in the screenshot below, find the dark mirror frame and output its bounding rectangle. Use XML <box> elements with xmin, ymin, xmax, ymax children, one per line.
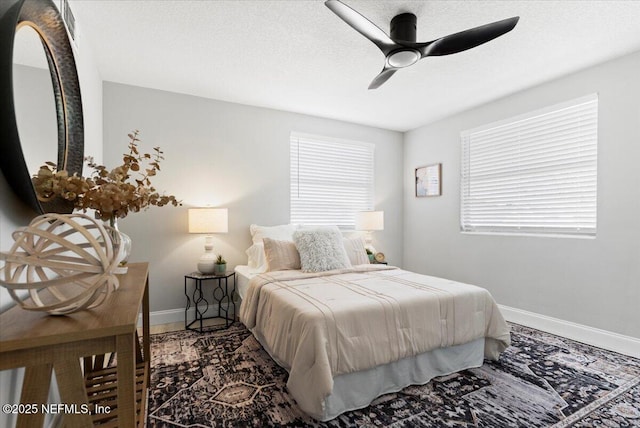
<box><xmin>0</xmin><ymin>0</ymin><xmax>83</xmax><ymax>214</ymax></box>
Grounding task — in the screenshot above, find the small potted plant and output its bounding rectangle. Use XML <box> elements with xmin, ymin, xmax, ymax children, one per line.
<box><xmin>366</xmin><ymin>248</ymin><xmax>374</xmax><ymax>263</ymax></box>
<box><xmin>214</xmin><ymin>254</ymin><xmax>227</xmax><ymax>275</ymax></box>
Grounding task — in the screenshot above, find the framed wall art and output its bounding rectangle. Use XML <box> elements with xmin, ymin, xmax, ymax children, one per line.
<box><xmin>415</xmin><ymin>163</ymin><xmax>442</xmax><ymax>197</ymax></box>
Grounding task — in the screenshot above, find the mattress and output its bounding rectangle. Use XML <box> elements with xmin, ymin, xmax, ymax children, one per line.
<box><xmin>234</xmin><ymin>265</ymin><xmax>261</xmax><ymax>301</ymax></box>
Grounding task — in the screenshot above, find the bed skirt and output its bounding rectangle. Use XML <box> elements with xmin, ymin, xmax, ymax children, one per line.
<box><xmin>253</xmin><ymin>329</ymin><xmax>485</xmax><ymax>421</ymax></box>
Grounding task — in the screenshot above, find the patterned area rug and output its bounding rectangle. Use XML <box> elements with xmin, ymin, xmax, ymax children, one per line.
<box><xmin>147</xmin><ymin>323</ymin><xmax>640</xmax><ymax>427</ymax></box>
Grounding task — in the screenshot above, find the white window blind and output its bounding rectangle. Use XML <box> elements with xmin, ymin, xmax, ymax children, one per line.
<box><xmin>290</xmin><ymin>133</ymin><xmax>374</xmax><ymax>229</ymax></box>
<box><xmin>460</xmin><ymin>94</ymin><xmax>598</xmax><ymax>237</ymax></box>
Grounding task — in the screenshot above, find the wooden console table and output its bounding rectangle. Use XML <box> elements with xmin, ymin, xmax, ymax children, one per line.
<box><xmin>0</xmin><ymin>262</ymin><xmax>150</xmax><ymax>427</ymax></box>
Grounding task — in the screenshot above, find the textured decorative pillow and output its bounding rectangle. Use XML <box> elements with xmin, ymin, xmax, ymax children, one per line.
<box><xmin>250</xmin><ymin>224</ymin><xmax>298</xmax><ymax>245</ymax></box>
<box><xmin>245</xmin><ymin>243</ymin><xmax>266</xmax><ymax>271</ymax></box>
<box><xmin>293</xmin><ymin>228</ymin><xmax>352</xmax><ymax>273</ymax></box>
<box><xmin>343</xmin><ymin>236</ymin><xmax>370</xmax><ymax>265</ymax></box>
<box><xmin>263</xmin><ymin>238</ymin><xmax>301</xmax><ymax>272</ymax></box>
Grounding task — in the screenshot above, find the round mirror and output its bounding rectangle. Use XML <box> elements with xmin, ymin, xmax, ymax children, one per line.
<box><xmin>13</xmin><ymin>25</ymin><xmax>58</xmax><ymax>178</ymax></box>
<box><xmin>0</xmin><ymin>0</ymin><xmax>84</xmax><ymax>214</ymax></box>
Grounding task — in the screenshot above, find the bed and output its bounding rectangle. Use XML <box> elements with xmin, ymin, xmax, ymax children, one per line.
<box><xmin>237</xmin><ymin>262</ymin><xmax>511</xmax><ymax>421</ymax></box>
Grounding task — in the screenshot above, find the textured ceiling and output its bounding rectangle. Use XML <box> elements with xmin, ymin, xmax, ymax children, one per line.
<box><xmin>55</xmin><ymin>1</ymin><xmax>640</xmax><ymax>131</ymax></box>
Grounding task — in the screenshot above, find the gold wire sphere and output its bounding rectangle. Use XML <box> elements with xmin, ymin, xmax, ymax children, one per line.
<box><xmin>0</xmin><ymin>213</ymin><xmax>127</xmax><ymax>315</ymax></box>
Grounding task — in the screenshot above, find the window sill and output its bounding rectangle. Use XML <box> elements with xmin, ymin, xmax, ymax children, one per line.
<box><xmin>460</xmin><ymin>231</ymin><xmax>596</xmax><ymax>240</ymax></box>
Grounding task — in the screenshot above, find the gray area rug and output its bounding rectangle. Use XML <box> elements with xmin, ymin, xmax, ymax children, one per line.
<box><xmin>147</xmin><ymin>323</ymin><xmax>640</xmax><ymax>427</ymax></box>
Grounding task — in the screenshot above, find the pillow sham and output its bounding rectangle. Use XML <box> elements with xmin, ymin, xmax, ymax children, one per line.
<box><xmin>293</xmin><ymin>228</ymin><xmax>351</xmax><ymax>273</ymax></box>
<box><xmin>250</xmin><ymin>223</ymin><xmax>298</xmax><ymax>245</ymax></box>
<box><xmin>263</xmin><ymin>238</ymin><xmax>301</xmax><ymax>272</ymax></box>
<box><xmin>245</xmin><ymin>243</ymin><xmax>266</xmax><ymax>271</ymax></box>
<box><xmin>343</xmin><ymin>236</ymin><xmax>370</xmax><ymax>266</ymax></box>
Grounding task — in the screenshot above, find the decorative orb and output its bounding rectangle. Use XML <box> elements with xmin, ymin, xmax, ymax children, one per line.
<box><xmin>0</xmin><ymin>213</ymin><xmax>128</xmax><ymax>315</ymax></box>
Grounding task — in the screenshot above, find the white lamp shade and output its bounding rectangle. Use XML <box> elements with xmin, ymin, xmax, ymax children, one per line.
<box><xmin>355</xmin><ymin>211</ymin><xmax>384</xmax><ymax>231</ymax></box>
<box><xmin>188</xmin><ymin>208</ymin><xmax>228</xmax><ymax>234</ymax></box>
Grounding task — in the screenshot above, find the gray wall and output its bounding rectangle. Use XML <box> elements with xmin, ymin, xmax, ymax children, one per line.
<box><xmin>0</xmin><ymin>34</ymin><xmax>102</xmax><ymax>428</ymax></box>
<box><xmin>403</xmin><ymin>51</ymin><xmax>640</xmax><ymax>338</ymax></box>
<box><xmin>103</xmin><ymin>82</ymin><xmax>404</xmax><ymax>314</ymax></box>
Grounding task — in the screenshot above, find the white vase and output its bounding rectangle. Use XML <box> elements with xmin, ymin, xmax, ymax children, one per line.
<box><xmin>107</xmin><ymin>217</ymin><xmax>132</xmax><ymax>266</ymax></box>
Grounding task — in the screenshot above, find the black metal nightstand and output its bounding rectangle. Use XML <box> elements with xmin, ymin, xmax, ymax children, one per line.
<box><xmin>184</xmin><ymin>271</ymin><xmax>235</xmax><ymax>332</ymax></box>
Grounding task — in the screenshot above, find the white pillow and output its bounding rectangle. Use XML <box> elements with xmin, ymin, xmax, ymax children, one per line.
<box><xmin>293</xmin><ymin>228</ymin><xmax>352</xmax><ymax>273</ymax></box>
<box><xmin>343</xmin><ymin>236</ymin><xmax>370</xmax><ymax>266</ymax></box>
<box><xmin>263</xmin><ymin>238</ymin><xmax>301</xmax><ymax>272</ymax></box>
<box><xmin>246</xmin><ymin>243</ymin><xmax>266</xmax><ymax>271</ymax></box>
<box><xmin>250</xmin><ymin>223</ymin><xmax>298</xmax><ymax>245</ymax></box>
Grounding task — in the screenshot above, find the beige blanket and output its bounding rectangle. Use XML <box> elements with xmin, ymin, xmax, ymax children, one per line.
<box><xmin>239</xmin><ymin>265</ymin><xmax>510</xmax><ymax>418</ymax></box>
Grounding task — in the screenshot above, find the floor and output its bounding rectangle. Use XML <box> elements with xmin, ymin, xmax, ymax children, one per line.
<box><xmin>148</xmin><ymin>321</ymin><xmax>183</xmax><ymax>335</ymax></box>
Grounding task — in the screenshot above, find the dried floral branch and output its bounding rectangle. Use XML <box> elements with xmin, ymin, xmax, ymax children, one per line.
<box><xmin>32</xmin><ymin>130</ymin><xmax>181</xmax><ymax>221</ymax></box>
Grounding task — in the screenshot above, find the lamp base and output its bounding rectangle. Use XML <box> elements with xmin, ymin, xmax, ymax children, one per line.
<box><xmin>197</xmin><ymin>257</ymin><xmax>216</xmax><ymax>274</ymax></box>
<box><xmin>197</xmin><ymin>236</ymin><xmax>217</xmax><ymax>274</ymax></box>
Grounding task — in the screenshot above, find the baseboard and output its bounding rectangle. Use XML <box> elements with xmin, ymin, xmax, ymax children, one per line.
<box><xmin>139</xmin><ymin>305</ymin><xmax>236</xmax><ymax>327</ymax></box>
<box><xmin>142</xmin><ymin>307</ymin><xmax>188</xmax><ymax>326</ymax></box>
<box><xmin>499</xmin><ymin>305</ymin><xmax>640</xmax><ymax>358</ymax></box>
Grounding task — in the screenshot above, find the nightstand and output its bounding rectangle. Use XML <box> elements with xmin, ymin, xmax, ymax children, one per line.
<box><xmin>184</xmin><ymin>271</ymin><xmax>235</xmax><ymax>332</ymax></box>
<box><xmin>372</xmin><ymin>261</ymin><xmax>388</xmax><ymax>265</ymax></box>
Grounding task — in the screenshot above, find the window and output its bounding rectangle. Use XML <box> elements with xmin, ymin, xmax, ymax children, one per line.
<box><xmin>460</xmin><ymin>94</ymin><xmax>598</xmax><ymax>237</ymax></box>
<box><xmin>290</xmin><ymin>132</ymin><xmax>374</xmax><ymax>229</ymax></box>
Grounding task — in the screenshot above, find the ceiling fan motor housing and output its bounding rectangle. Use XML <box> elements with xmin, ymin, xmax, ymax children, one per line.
<box><xmin>388</xmin><ymin>13</ymin><xmax>420</xmax><ymax>68</ymax></box>
<box><xmin>390</xmin><ymin>13</ymin><xmax>417</xmax><ymax>42</ymax></box>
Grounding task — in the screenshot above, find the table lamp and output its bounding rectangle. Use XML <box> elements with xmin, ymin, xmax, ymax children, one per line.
<box><xmin>355</xmin><ymin>210</ymin><xmax>384</xmax><ymax>252</ymax></box>
<box><xmin>188</xmin><ymin>208</ymin><xmax>228</xmax><ymax>274</ymax></box>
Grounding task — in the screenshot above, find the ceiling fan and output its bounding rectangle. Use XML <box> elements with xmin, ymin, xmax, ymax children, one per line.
<box><xmin>325</xmin><ymin>0</ymin><xmax>519</xmax><ymax>89</ymax></box>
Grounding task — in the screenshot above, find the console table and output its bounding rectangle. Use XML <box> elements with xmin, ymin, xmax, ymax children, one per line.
<box><xmin>0</xmin><ymin>262</ymin><xmax>150</xmax><ymax>427</ymax></box>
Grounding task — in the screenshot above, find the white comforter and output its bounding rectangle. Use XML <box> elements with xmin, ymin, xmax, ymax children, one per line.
<box><xmin>239</xmin><ymin>265</ymin><xmax>510</xmax><ymax>419</ymax></box>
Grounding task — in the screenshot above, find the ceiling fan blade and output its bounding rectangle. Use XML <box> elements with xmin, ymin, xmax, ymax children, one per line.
<box><xmin>419</xmin><ymin>16</ymin><xmax>519</xmax><ymax>57</ymax></box>
<box><xmin>368</xmin><ymin>67</ymin><xmax>397</xmax><ymax>90</ymax></box>
<box><xmin>325</xmin><ymin>0</ymin><xmax>397</xmax><ymax>55</ymax></box>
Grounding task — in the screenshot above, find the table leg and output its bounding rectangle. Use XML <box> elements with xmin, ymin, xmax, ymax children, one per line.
<box><xmin>143</xmin><ymin>276</ymin><xmax>150</xmax><ymax>385</ymax></box>
<box><xmin>53</xmin><ymin>360</ymin><xmax>93</xmax><ymax>427</ymax></box>
<box><xmin>116</xmin><ymin>333</ymin><xmax>136</xmax><ymax>427</ymax></box>
<box><xmin>16</xmin><ymin>364</ymin><xmax>52</xmax><ymax>428</ymax></box>
<box><xmin>184</xmin><ymin>276</ymin><xmax>190</xmax><ymax>329</ymax></box>
<box><xmin>197</xmin><ymin>279</ymin><xmax>203</xmax><ymax>331</ymax></box>
<box><xmin>231</xmin><ymin>273</ymin><xmax>236</xmax><ymax>322</ymax></box>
